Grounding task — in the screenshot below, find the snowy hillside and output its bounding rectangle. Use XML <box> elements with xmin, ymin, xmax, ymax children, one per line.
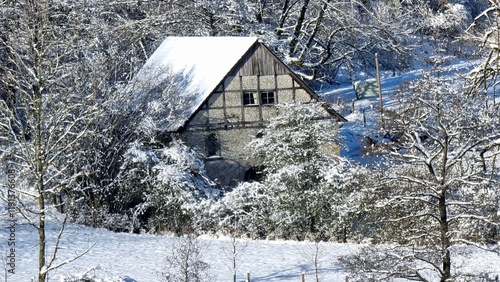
<box><xmin>319</xmin><ymin>59</ymin><xmax>481</xmax><ymax>164</ymax></box>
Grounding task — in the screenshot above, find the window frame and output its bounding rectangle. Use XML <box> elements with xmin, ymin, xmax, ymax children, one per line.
<box><xmin>260</xmin><ymin>91</ymin><xmax>276</xmax><ymax>105</ymax></box>
<box><xmin>243</xmin><ymin>92</ymin><xmax>257</xmax><ymax>106</ymax></box>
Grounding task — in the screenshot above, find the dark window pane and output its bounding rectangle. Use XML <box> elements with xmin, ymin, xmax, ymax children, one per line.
<box><xmin>206</xmin><ymin>133</ymin><xmax>219</xmax><ymax>156</ymax></box>
<box><xmin>243</xmin><ymin>92</ymin><xmax>256</xmax><ymax>105</ymax></box>
<box><xmin>260</xmin><ymin>91</ymin><xmax>275</xmax><ymax>104</ymax></box>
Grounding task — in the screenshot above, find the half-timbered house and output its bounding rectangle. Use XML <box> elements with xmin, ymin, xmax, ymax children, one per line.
<box><xmin>134</xmin><ymin>37</ymin><xmax>346</xmax><ymax>187</ymax></box>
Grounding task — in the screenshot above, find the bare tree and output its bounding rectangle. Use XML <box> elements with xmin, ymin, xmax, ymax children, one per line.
<box><xmin>467</xmin><ymin>1</ymin><xmax>500</xmax><ymax>102</ymax></box>
<box><xmin>340</xmin><ymin>74</ymin><xmax>500</xmax><ymax>281</ymax></box>
<box><xmin>0</xmin><ymin>1</ymin><xmax>99</xmax><ymax>280</ymax></box>
<box><xmin>162</xmin><ymin>233</ymin><xmax>215</xmax><ymax>282</ymax></box>
<box><xmin>270</xmin><ymin>0</ymin><xmax>415</xmax><ymax>82</ymax></box>
<box><xmin>220</xmin><ymin>222</ymin><xmax>248</xmax><ymax>282</ymax></box>
<box><xmin>296</xmin><ymin>241</ymin><xmax>328</xmax><ymax>282</ymax></box>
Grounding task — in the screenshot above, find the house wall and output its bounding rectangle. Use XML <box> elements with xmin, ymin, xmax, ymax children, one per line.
<box><xmin>183</xmin><ymin>74</ymin><xmax>316</xmax><ymax>187</ymax></box>
<box><xmin>181</xmin><ymin>43</ymin><xmax>337</xmax><ymax>187</ymax></box>
<box><xmin>182</xmin><ymin>127</ymin><xmax>261</xmax><ymax>187</ymax></box>
<box><xmin>187</xmin><ymin>74</ymin><xmax>313</xmax><ymax>129</ymax></box>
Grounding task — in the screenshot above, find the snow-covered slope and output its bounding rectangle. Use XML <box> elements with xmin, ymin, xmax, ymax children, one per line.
<box><xmin>6</xmin><ymin>220</ymin><xmax>500</xmax><ymax>281</ymax></box>
<box><xmin>8</xmin><ymin>221</ymin><xmax>359</xmax><ymax>281</ymax></box>
<box><xmin>319</xmin><ymin>59</ymin><xmax>479</xmax><ymax>164</ymax></box>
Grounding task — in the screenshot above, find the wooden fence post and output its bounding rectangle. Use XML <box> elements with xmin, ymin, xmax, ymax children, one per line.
<box><xmin>362</xmin><ymin>109</ymin><xmax>366</xmax><ymax>127</ymax></box>
<box><xmin>375</xmin><ymin>53</ymin><xmax>384</xmax><ymax>128</ymax></box>
<box><xmin>301</xmin><ymin>272</ymin><xmax>305</xmax><ymax>282</ymax></box>
<box><xmin>246</xmin><ymin>272</ymin><xmax>250</xmax><ymax>282</ymax></box>
<box><xmin>345</xmin><ymin>276</ymin><xmax>349</xmax><ymax>282</ymax></box>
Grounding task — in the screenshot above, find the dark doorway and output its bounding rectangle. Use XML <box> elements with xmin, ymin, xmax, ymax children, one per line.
<box><xmin>244</xmin><ymin>166</ymin><xmax>266</xmax><ymax>182</ymax></box>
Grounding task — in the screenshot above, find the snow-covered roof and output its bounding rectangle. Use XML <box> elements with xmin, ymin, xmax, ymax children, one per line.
<box><xmin>133</xmin><ymin>37</ymin><xmax>258</xmax><ymax>132</ymax></box>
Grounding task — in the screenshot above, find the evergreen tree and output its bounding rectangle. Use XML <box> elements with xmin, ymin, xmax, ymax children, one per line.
<box><xmin>212</xmin><ymin>103</ymin><xmax>362</xmax><ymax>241</ymax></box>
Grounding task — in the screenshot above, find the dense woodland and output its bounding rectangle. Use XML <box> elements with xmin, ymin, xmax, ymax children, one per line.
<box><xmin>1</xmin><ymin>0</ymin><xmax>500</xmax><ymax>281</ymax></box>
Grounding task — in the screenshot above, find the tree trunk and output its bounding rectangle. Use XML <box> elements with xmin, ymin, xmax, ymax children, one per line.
<box><xmin>438</xmin><ymin>121</ymin><xmax>451</xmax><ymax>281</ymax></box>
<box><xmin>289</xmin><ymin>0</ymin><xmax>310</xmax><ymax>56</ymax></box>
<box><xmin>276</xmin><ymin>0</ymin><xmax>291</xmax><ymax>37</ymax></box>
<box><xmin>298</xmin><ymin>0</ymin><xmax>329</xmax><ymax>62</ymax></box>
<box><xmin>36</xmin><ymin>93</ymin><xmax>47</xmax><ymax>282</ymax></box>
<box><xmin>38</xmin><ymin>193</ymin><xmax>46</xmax><ymax>282</ymax></box>
<box><xmin>438</xmin><ymin>192</ymin><xmax>451</xmax><ymax>282</ymax></box>
<box><xmin>33</xmin><ymin>45</ymin><xmax>46</xmax><ymax>279</ymax></box>
<box><xmin>255</xmin><ymin>0</ymin><xmax>266</xmax><ymax>23</ymax></box>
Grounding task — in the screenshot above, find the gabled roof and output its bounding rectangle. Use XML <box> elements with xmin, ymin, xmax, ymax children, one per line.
<box><xmin>147</xmin><ymin>36</ymin><xmax>258</xmax><ymax>101</ymax></box>
<box><xmin>131</xmin><ymin>37</ymin><xmax>346</xmax><ymax>132</ymax></box>
<box><xmin>132</xmin><ymin>37</ymin><xmax>258</xmax><ymax>131</ymax></box>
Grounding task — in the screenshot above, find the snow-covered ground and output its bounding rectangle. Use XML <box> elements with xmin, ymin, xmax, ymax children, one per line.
<box><xmin>4</xmin><ymin>220</ymin><xmax>500</xmax><ymax>282</ymax></box>
<box><xmin>6</xmin><ymin>220</ymin><xmax>359</xmax><ymax>281</ymax></box>
<box><xmin>320</xmin><ymin>59</ymin><xmax>481</xmax><ymax>164</ymax></box>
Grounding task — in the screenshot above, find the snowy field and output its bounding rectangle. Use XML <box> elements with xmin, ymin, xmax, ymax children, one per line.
<box><xmin>4</xmin><ymin>221</ymin><xmax>500</xmax><ymax>282</ymax></box>
<box><xmin>2</xmin><ymin>221</ymin><xmax>500</xmax><ymax>282</ymax></box>
<box><xmin>5</xmin><ymin>221</ymin><xmax>359</xmax><ymax>281</ymax></box>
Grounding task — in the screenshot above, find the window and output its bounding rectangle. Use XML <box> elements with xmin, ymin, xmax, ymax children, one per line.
<box><xmin>260</xmin><ymin>91</ymin><xmax>275</xmax><ymax>104</ymax></box>
<box><xmin>205</xmin><ymin>133</ymin><xmax>220</xmax><ymax>157</ymax></box>
<box><xmin>243</xmin><ymin>92</ymin><xmax>256</xmax><ymax>105</ymax></box>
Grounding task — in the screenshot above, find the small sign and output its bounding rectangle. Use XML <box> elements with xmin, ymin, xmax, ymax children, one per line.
<box><xmin>353</xmin><ymin>78</ymin><xmax>379</xmax><ymax>100</ymax></box>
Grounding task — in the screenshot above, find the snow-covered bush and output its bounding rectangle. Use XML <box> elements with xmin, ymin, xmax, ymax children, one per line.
<box><xmin>209</xmin><ymin>181</ymin><xmax>273</xmax><ymax>238</ymax></box>
<box><xmin>211</xmin><ymin>103</ymin><xmax>362</xmax><ymax>241</ymax></box>
<box><xmin>421</xmin><ymin>3</ymin><xmax>470</xmax><ymax>38</ymax></box>
<box><xmin>115</xmin><ymin>139</ymin><xmax>218</xmax><ymax>233</ymax></box>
